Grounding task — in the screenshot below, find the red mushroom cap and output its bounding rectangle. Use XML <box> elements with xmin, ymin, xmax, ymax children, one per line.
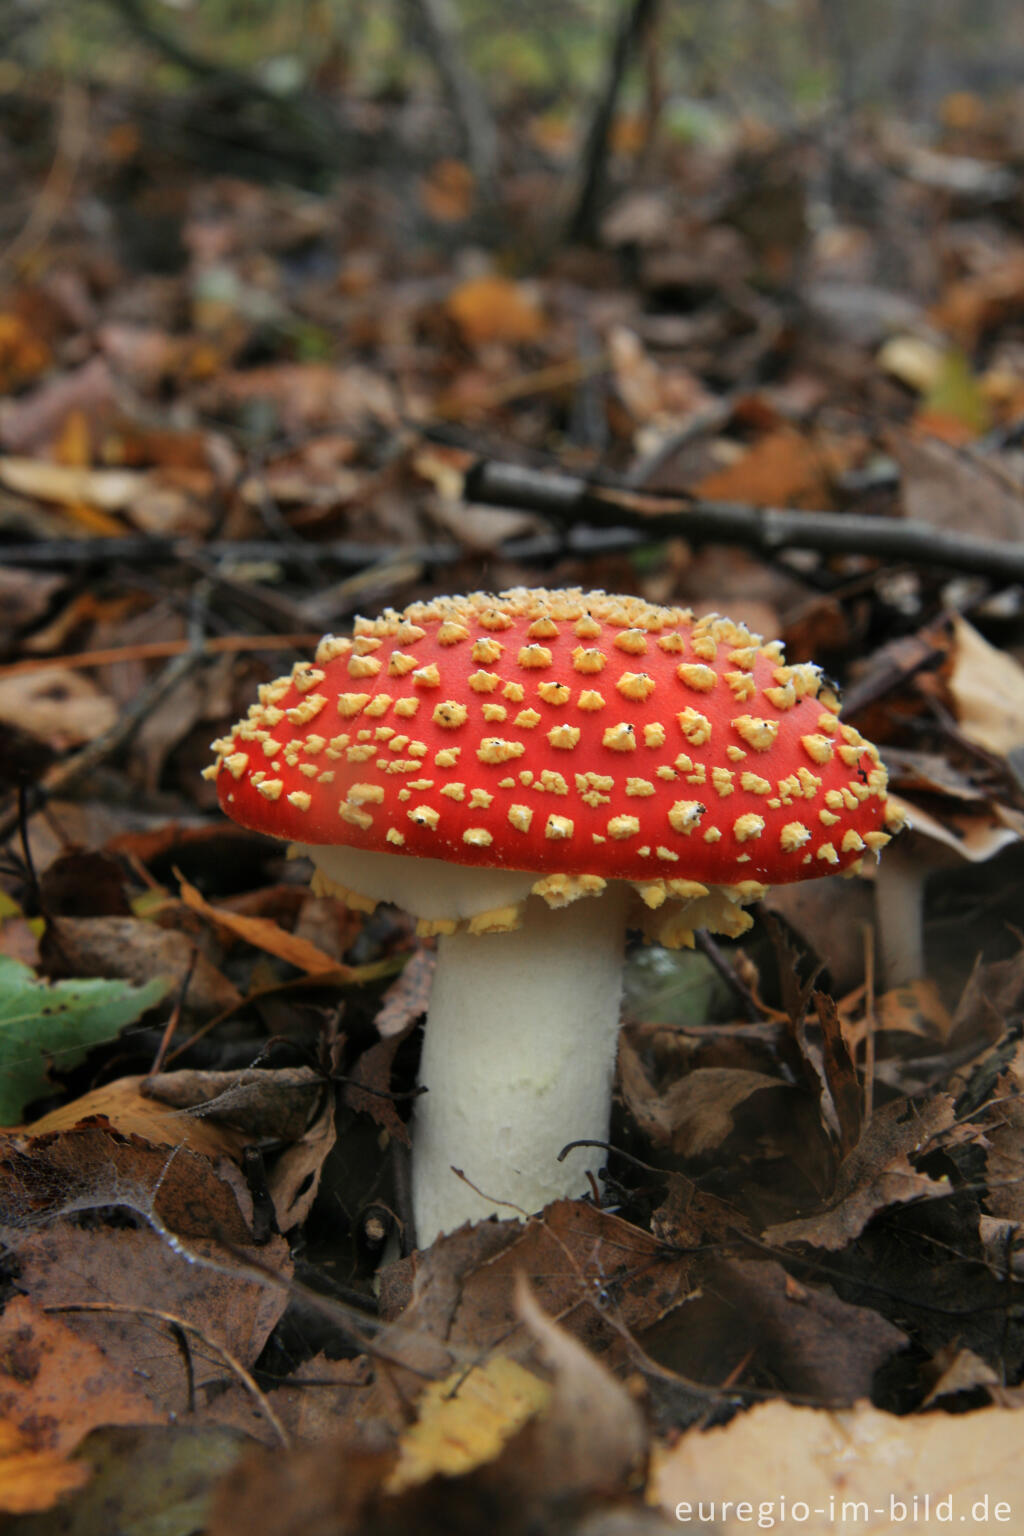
<box><xmin>207</xmin><ymin>588</ymin><xmax>898</xmax><ymax>888</ymax></box>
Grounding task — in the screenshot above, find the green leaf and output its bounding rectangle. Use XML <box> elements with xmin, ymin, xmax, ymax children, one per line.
<box><xmin>0</xmin><ymin>956</ymin><xmax>168</xmax><ymax>1126</ymax></box>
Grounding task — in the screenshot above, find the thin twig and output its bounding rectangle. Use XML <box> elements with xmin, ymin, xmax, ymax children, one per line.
<box><xmin>0</xmin><ymin>632</ymin><xmax>324</xmax><ymax>682</ymax></box>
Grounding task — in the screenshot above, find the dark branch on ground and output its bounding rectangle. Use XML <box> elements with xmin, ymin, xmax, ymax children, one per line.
<box><xmin>464</xmin><ymin>458</ymin><xmax>1024</xmax><ymax>582</ymax></box>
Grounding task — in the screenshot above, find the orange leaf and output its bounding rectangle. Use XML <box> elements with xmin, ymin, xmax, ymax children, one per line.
<box><xmin>0</xmin><ymin>1418</ymin><xmax>90</xmax><ymax>1515</ymax></box>
<box><xmin>446</xmin><ymin>276</ymin><xmax>545</xmax><ymax>347</ymax></box>
<box><xmin>693</xmin><ymin>427</ymin><xmax>833</xmax><ymax>509</ymax></box>
<box><xmin>176</xmin><ymin>873</ymin><xmax>348</xmax><ymax>977</ymax></box>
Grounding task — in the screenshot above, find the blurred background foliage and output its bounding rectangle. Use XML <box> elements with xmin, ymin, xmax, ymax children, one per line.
<box><xmin>4</xmin><ymin>0</ymin><xmax>1024</xmax><ymax>192</ymax></box>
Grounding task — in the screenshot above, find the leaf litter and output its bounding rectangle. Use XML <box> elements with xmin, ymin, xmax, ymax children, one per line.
<box><xmin>0</xmin><ymin>33</ymin><xmax>1024</xmax><ymax>1536</ymax></box>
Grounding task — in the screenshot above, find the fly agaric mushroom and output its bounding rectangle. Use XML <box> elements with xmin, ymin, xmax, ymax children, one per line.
<box><xmin>206</xmin><ymin>587</ymin><xmax>901</xmax><ymax>1245</ymax></box>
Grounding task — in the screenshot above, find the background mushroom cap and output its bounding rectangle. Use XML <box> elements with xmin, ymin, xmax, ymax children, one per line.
<box><xmin>209</xmin><ymin>587</ymin><xmax>898</xmax><ymax>889</ymax></box>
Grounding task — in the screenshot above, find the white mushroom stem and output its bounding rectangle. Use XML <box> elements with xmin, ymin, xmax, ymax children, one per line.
<box><xmin>299</xmin><ymin>843</ymin><xmax>631</xmax><ymax>1246</ymax></box>
<box><xmin>412</xmin><ymin>885</ymin><xmax>628</xmax><ymax>1245</ymax></box>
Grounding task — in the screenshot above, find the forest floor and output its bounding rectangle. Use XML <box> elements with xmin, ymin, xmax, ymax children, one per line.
<box><xmin>1</xmin><ymin>67</ymin><xmax>1024</xmax><ymax>1535</ymax></box>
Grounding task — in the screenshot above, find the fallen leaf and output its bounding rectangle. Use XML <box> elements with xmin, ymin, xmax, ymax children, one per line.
<box><xmin>419</xmin><ymin>159</ymin><xmax>474</xmax><ymax>223</ymax></box>
<box><xmin>266</xmin><ymin>1088</ymin><xmax>338</xmax><ymax>1232</ymax></box>
<box><xmin>692</xmin><ymin>427</ymin><xmax>834</xmax><ymax>509</ymax></box>
<box><xmin>0</xmin><ymin>1418</ymin><xmax>90</xmax><ymax>1515</ymax></box>
<box><xmin>0</xmin><ymin>457</ymin><xmax>148</xmax><ymax>512</ymax></box>
<box><xmin>700</xmin><ymin>1256</ymin><xmax>907</xmax><ymax>1401</ymax></box>
<box><xmin>12</xmin><ymin>1222</ymin><xmax>289</xmax><ymax>1427</ymax></box>
<box><xmin>386</xmin><ymin>1355</ymin><xmax>550</xmax><ymax>1493</ymax></box>
<box><xmin>0</xmin><ymin>959</ymin><xmax>168</xmax><ymax>1126</ymax></box>
<box><xmin>446</xmin><ymin>276</ymin><xmax>545</xmax><ymax>346</ymax></box>
<box><xmin>0</xmin><ymin>669</ymin><xmax>118</xmax><ymax>750</ymax></box>
<box><xmin>14</xmin><ymin>1423</ymin><xmax>249</xmax><ymax>1536</ymax></box>
<box><xmin>515</xmin><ymin>1275</ymin><xmax>647</xmax><ymax>1497</ymax></box>
<box><xmin>178</xmin><ymin>873</ymin><xmax>349</xmax><ymax>977</ymax></box>
<box><xmin>649</xmin><ymin>1398</ymin><xmax>1022</xmax><ymax>1532</ymax></box>
<box><xmin>946</xmin><ymin>615</ymin><xmax>1024</xmax><ymax>758</ymax></box>
<box><xmin>378</xmin><ymin>1201</ymin><xmax>693</xmax><ymax>1374</ymax></box>
<box><xmin>375</xmin><ymin>949</ymin><xmax>434</xmax><ymax>1038</ymax></box>
<box><xmin>619</xmin><ymin>1046</ymin><xmax>794</xmax><ymax>1158</ymax></box>
<box><xmin>764</xmin><ymin>1095</ymin><xmax>957</xmax><ymax>1250</ymax></box>
<box><xmin>42</xmin><ymin>914</ymin><xmax>241</xmax><ymax>1020</ymax></box>
<box><xmin>0</xmin><ymin>1296</ymin><xmax>163</xmax><ymax>1453</ymax></box>
<box><xmin>890</xmin><ymin>432</ymin><xmax>1024</xmax><ymax>544</ymax></box>
<box><xmin>27</xmin><ymin>1075</ymin><xmax>251</xmax><ymax>1163</ymax></box>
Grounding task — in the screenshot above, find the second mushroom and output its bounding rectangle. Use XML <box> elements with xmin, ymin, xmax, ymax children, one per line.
<box><xmin>208</xmin><ymin>587</ymin><xmax>900</xmax><ymax>1245</ymax></box>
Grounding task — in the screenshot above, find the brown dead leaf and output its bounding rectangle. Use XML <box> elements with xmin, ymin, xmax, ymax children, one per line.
<box><xmin>692</xmin><ymin>427</ymin><xmax>834</xmax><ymax>509</ymax></box>
<box><xmin>923</xmin><ymin>1344</ymin><xmax>999</xmax><ymax>1405</ymax></box>
<box><xmin>648</xmin><ymin>1398</ymin><xmax>1022</xmax><ymax>1532</ymax></box>
<box><xmin>375</xmin><ymin>948</ymin><xmax>435</xmax><ymax>1038</ymax></box>
<box><xmin>11</xmin><ymin>1222</ymin><xmax>289</xmax><ymax>1429</ymax></box>
<box><xmin>268</xmin><ymin>1354</ymin><xmax>375</xmax><ymax>1445</ymax></box>
<box><xmin>200</xmin><ymin>364</ymin><xmax>398</xmax><ymax>435</ymax></box>
<box><xmin>703</xmin><ymin>1256</ymin><xmax>907</xmax><ymax>1401</ymax></box>
<box><xmin>0</xmin><ymin>568</ymin><xmax>66</xmax><ymax>651</ymax></box>
<box><xmin>42</xmin><ymin>914</ymin><xmax>241</xmax><ymax>1019</ymax></box>
<box><xmin>0</xmin><ymin>1416</ymin><xmax>90</xmax><ymax>1515</ymax></box>
<box><xmin>266</xmin><ymin>1088</ymin><xmax>338</xmax><ymax>1232</ymax></box>
<box><xmin>875</xmin><ymin>980</ymin><xmax>953</xmax><ymax>1043</ymax></box>
<box><xmin>419</xmin><ymin>159</ymin><xmax>474</xmax><ymax>223</ymax></box>
<box><xmin>27</xmin><ymin>1075</ymin><xmax>251</xmax><ymax>1163</ymax></box>
<box><xmin>890</xmin><ymin>432</ymin><xmax>1024</xmax><ymax>543</ymax></box>
<box><xmin>378</xmin><ymin>1201</ymin><xmax>692</xmax><ymax>1376</ymax></box>
<box><xmin>609</xmin><ymin>326</ymin><xmax>716</xmax><ymax>428</ymax></box>
<box><xmin>0</xmin><ymin>312</ymin><xmax>50</xmax><ymax>393</ymax></box>
<box><xmin>0</xmin><ymin>1119</ymin><xmax>257</xmax><ymax>1244</ymax></box>
<box><xmin>343</xmin><ymin>1032</ymin><xmax>412</xmax><ymax>1148</ymax></box>
<box><xmin>0</xmin><ymin>357</ymin><xmax>115</xmax><ymax>455</ymax></box>
<box><xmin>0</xmin><ymin>1295</ymin><xmax>163</xmax><ymax>1453</ymax></box>
<box><xmin>141</xmin><ymin>1067</ymin><xmax>323</xmax><ymax>1142</ymax></box>
<box><xmin>619</xmin><ymin>1043</ymin><xmax>793</xmax><ymax>1158</ymax></box>
<box><xmin>932</xmin><ymin>247</ymin><xmax>1024</xmax><ymax>348</ymax></box>
<box><xmin>0</xmin><ymin>669</ymin><xmax>118</xmax><ymax>750</ymax></box>
<box><xmin>946</xmin><ymin>615</ymin><xmax>1024</xmax><ymax>759</ymax></box>
<box><xmin>764</xmin><ymin>1095</ymin><xmax>958</xmax><ymax>1250</ymax></box>
<box><xmin>0</xmin><ymin>456</ymin><xmax>148</xmax><ymax>512</ymax></box>
<box><xmin>446</xmin><ymin>275</ymin><xmax>545</xmax><ymax>346</ymax></box>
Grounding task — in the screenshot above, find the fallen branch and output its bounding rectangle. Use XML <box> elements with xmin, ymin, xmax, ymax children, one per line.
<box><xmin>464</xmin><ymin>459</ymin><xmax>1024</xmax><ymax>582</ymax></box>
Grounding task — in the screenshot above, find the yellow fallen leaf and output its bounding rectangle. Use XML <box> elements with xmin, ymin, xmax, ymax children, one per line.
<box><xmin>387</xmin><ymin>1356</ymin><xmax>550</xmax><ymax>1493</ymax></box>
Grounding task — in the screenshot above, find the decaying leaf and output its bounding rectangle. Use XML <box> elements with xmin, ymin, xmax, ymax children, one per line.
<box><xmin>378</xmin><ymin>1200</ymin><xmax>693</xmax><ymax>1376</ymax></box>
<box><xmin>0</xmin><ymin>670</ymin><xmax>118</xmax><ymax>750</ymax></box>
<box><xmin>386</xmin><ymin>1355</ymin><xmax>550</xmax><ymax>1493</ymax></box>
<box><xmin>649</xmin><ymin>1398</ymin><xmax>1022</xmax><ymax>1533</ymax></box>
<box><xmin>946</xmin><ymin>615</ymin><xmax>1024</xmax><ymax>759</ymax></box>
<box><xmin>0</xmin><ymin>1418</ymin><xmax>90</xmax><ymax>1516</ymax></box>
<box><xmin>764</xmin><ymin>1095</ymin><xmax>959</xmax><ymax>1250</ymax></box>
<box><xmin>0</xmin><ymin>1296</ymin><xmax>163</xmax><ymax>1453</ymax></box>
